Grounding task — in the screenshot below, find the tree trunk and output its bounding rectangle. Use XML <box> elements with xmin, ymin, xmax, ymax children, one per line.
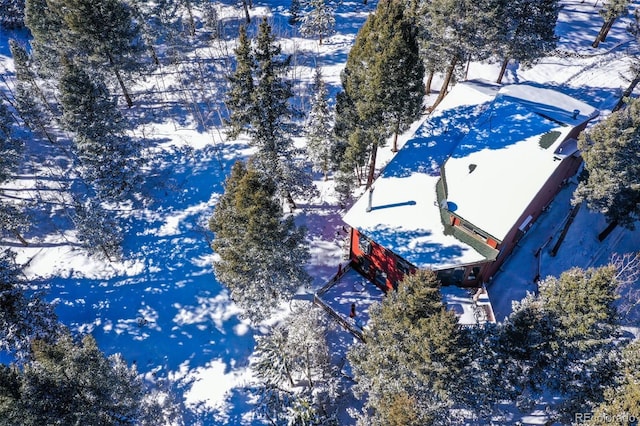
<box><xmin>149</xmin><ymin>45</ymin><xmax>160</xmax><ymax>67</ymax></box>
<box><xmin>286</xmin><ymin>192</ymin><xmax>297</xmax><ymax>211</ymax></box>
<box><xmin>305</xmin><ymin>347</ymin><xmax>313</xmax><ymax>389</ymax></box>
<box><xmin>600</xmin><ymin>16</ymin><xmax>615</xmax><ymax>42</ymax></box>
<box><xmin>107</xmin><ymin>51</ymin><xmax>133</xmax><ymax>108</ymax></box>
<box><xmin>391</xmin><ymin>118</ymin><xmax>400</xmax><ymax>152</ymax></box>
<box><xmin>592</xmin><ymin>18</ymin><xmax>615</xmax><ymax>48</ymax></box>
<box><xmin>242</xmin><ymin>0</ymin><xmax>251</xmax><ymax>23</ymax></box>
<box><xmin>613</xmin><ymin>72</ymin><xmax>640</xmax><ymax>112</ymax></box>
<box><xmin>391</xmin><ymin>131</ymin><xmax>399</xmax><ymax>153</ymax></box>
<box><xmin>496</xmin><ymin>57</ymin><xmax>509</xmax><ymax>84</ymax></box>
<box><xmin>598</xmin><ymin>220</ymin><xmax>618</xmax><ymax>241</ymax></box>
<box><xmin>431</xmin><ymin>59</ymin><xmax>458</xmax><ymax>111</ymax></box>
<box><xmin>425</xmin><ymin>69</ymin><xmax>434</xmax><ymax>94</ymax></box>
<box><xmin>285</xmin><ymin>361</ymin><xmax>295</xmax><ymax>388</ymax></box>
<box><xmin>464</xmin><ymin>54</ymin><xmax>471</xmax><ymax>80</ymax></box>
<box><xmin>100</xmin><ymin>244</ymin><xmax>113</xmax><ymax>262</ymax></box>
<box><xmin>185</xmin><ymin>0</ymin><xmax>196</xmax><ymax>36</ymax></box>
<box><xmin>13</xmin><ymin>230</ymin><xmax>28</xmax><ymax>246</ymax></box>
<box><xmin>366</xmin><ymin>141</ymin><xmax>378</xmax><ymax>189</ymax></box>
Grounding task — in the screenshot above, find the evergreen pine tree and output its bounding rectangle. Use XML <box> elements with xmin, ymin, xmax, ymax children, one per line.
<box><xmin>593</xmin><ymin>0</ymin><xmax>630</xmax><ymax>48</ymax></box>
<box><xmin>62</xmin><ymin>0</ymin><xmax>144</xmax><ymax>106</ymax></box>
<box><xmin>333</xmin><ymin>90</ymin><xmax>365</xmax><ymax>201</ymax></box>
<box><xmin>0</xmin><ymin>202</ymin><xmax>31</xmax><ymax>247</ymax></box>
<box><xmin>17</xmin><ymin>333</ymin><xmax>144</xmax><ymax>425</ymax></box>
<box><xmin>226</xmin><ymin>25</ymin><xmax>255</xmax><ymax>139</ymax></box>
<box><xmin>0</xmin><ymin>0</ymin><xmax>25</xmax><ymax>28</ymax></box>
<box><xmin>289</xmin><ymin>0</ymin><xmax>301</xmax><ymax>25</ymax></box>
<box><xmin>586</xmin><ymin>340</ymin><xmax>640</xmax><ymax>425</ymax></box>
<box><xmin>540</xmin><ymin>266</ymin><xmax>618</xmax><ymax>348</ymax></box>
<box><xmin>305</xmin><ymin>67</ymin><xmax>335</xmax><ymax>180</ymax></box>
<box><xmin>71</xmin><ymin>197</ymin><xmax>123</xmax><ymax>261</ymax></box>
<box><xmin>208</xmin><ymin>160</ymin><xmax>311</xmax><ymax>323</ymax></box>
<box><xmin>454</xmin><ymin>323</ymin><xmax>507</xmax><ymax>423</ymax></box>
<box><xmin>347</xmin><ymin>270</ymin><xmax>462</xmax><ymax>425</ymax></box>
<box><xmin>0</xmin><ymin>100</ymin><xmax>30</xmax><ymax>246</ymax></box>
<box><xmin>424</xmin><ymin>0</ymin><xmax>502</xmax><ymax>107</ymax></box>
<box><xmin>0</xmin><ymin>364</ymin><xmax>23</xmax><ymax>423</ymax></box>
<box><xmin>252</xmin><ymin>303</ymin><xmax>338</xmax><ymax>424</ymax></box>
<box><xmin>495</xmin><ymin>0</ymin><xmax>560</xmax><ymax>84</ymax></box>
<box><xmin>252</xmin><ymin>18</ymin><xmax>313</xmax><ymax>206</ymax></box>
<box><xmin>0</xmin><ymin>249</ymin><xmax>58</xmax><ymax>360</ymax></box>
<box><xmin>26</xmin><ymin>0</ymin><xmax>145</xmax><ymax>107</ymax></box>
<box><xmin>498</xmin><ymin>265</ymin><xmax>621</xmax><ymax>422</ymax></box>
<box><xmin>300</xmin><ymin>0</ymin><xmax>336</xmax><ymax>44</ymax></box>
<box><xmin>8</xmin><ymin>39</ymin><xmax>56</xmax><ymax>143</ymax></box>
<box><xmin>573</xmin><ymin>97</ymin><xmax>640</xmax><ymax>229</ymax></box>
<box><xmin>0</xmin><ymin>100</ymin><xmax>23</xmax><ymax>184</ymax></box>
<box><xmin>335</xmin><ymin>0</ymin><xmax>424</xmax><ymax>188</ymax></box>
<box><xmin>226</xmin><ymin>18</ymin><xmax>315</xmax><ymax>207</ymax></box>
<box><xmin>24</xmin><ymin>0</ymin><xmax>64</xmax><ymax>77</ymax></box>
<box><xmin>58</xmin><ymin>60</ymin><xmax>144</xmax><ymax>200</ymax></box>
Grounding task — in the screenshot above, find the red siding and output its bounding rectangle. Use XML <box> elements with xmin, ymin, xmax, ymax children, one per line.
<box><xmin>349</xmin><ymin>141</ymin><xmax>584</xmax><ymax>288</ymax></box>
<box><xmin>349</xmin><ymin>229</ymin><xmax>412</xmax><ymax>291</ymax></box>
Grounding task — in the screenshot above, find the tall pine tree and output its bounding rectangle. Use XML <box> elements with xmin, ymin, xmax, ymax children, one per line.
<box><xmin>225</xmin><ymin>19</ymin><xmax>315</xmax><ymax>207</ymax></box>
<box><xmin>8</xmin><ymin>39</ymin><xmax>57</xmax><ymax>144</ymax></box>
<box><xmin>12</xmin><ymin>333</ymin><xmax>144</xmax><ymax>425</ymax></box>
<box><xmin>0</xmin><ymin>249</ymin><xmax>58</xmax><ymax>360</ymax></box>
<box><xmin>252</xmin><ymin>303</ymin><xmax>338</xmax><ymax>424</ymax></box>
<box><xmin>25</xmin><ymin>0</ymin><xmax>145</xmax><ymax>107</ymax></box>
<box><xmin>586</xmin><ymin>340</ymin><xmax>640</xmax><ymax>425</ymax></box>
<box><xmin>304</xmin><ymin>67</ymin><xmax>335</xmax><ymax>180</ymax></box>
<box><xmin>573</xmin><ymin>97</ymin><xmax>640</xmax><ymax>229</ymax></box>
<box><xmin>423</xmin><ymin>0</ymin><xmax>502</xmax><ymax>107</ymax></box>
<box><xmin>347</xmin><ymin>270</ymin><xmax>462</xmax><ymax>425</ymax></box>
<box><xmin>300</xmin><ymin>0</ymin><xmax>336</xmax><ymax>45</ymax></box>
<box><xmin>58</xmin><ymin>60</ymin><xmax>144</xmax><ymax>200</ymax></box>
<box><xmin>593</xmin><ymin>0</ymin><xmax>630</xmax><ymax>48</ymax></box>
<box><xmin>497</xmin><ymin>266</ymin><xmax>621</xmax><ymax>421</ymax></box>
<box><xmin>0</xmin><ymin>100</ymin><xmax>29</xmax><ymax>246</ymax></box>
<box><xmin>335</xmin><ymin>0</ymin><xmax>424</xmax><ymax>189</ymax></box>
<box><xmin>0</xmin><ymin>100</ymin><xmax>23</xmax><ymax>184</ymax></box>
<box><xmin>226</xmin><ymin>25</ymin><xmax>255</xmax><ymax>139</ymax></box>
<box><xmin>495</xmin><ymin>0</ymin><xmax>560</xmax><ymax>84</ymax></box>
<box><xmin>208</xmin><ymin>160</ymin><xmax>311</xmax><ymax>323</ymax></box>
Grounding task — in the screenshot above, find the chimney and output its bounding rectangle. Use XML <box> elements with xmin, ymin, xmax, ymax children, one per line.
<box><xmin>366</xmin><ymin>187</ymin><xmax>374</xmax><ymax>212</ymax></box>
<box><xmin>572</xmin><ymin>109</ymin><xmax>580</xmax><ymax>120</ymax></box>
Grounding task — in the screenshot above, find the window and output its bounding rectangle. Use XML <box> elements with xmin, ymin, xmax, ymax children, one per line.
<box><xmin>358</xmin><ymin>234</ymin><xmax>372</xmax><ymax>255</ymax></box>
<box><xmin>467</xmin><ymin>266</ymin><xmax>481</xmax><ymax>281</ymax></box>
<box><xmin>375</xmin><ymin>269</ymin><xmax>387</xmax><ymax>287</ymax></box>
<box><xmin>358</xmin><ymin>256</ymin><xmax>371</xmax><ymax>274</ymax></box>
<box><xmin>460</xmin><ymin>221</ymin><xmax>488</xmax><ymax>241</ymax></box>
<box><xmin>396</xmin><ymin>258</ymin><xmax>412</xmax><ymax>276</ymax></box>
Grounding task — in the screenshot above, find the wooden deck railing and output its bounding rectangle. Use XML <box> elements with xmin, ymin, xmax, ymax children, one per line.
<box><xmin>313</xmin><ymin>261</ymin><xmax>365</xmax><ymax>342</ymax></box>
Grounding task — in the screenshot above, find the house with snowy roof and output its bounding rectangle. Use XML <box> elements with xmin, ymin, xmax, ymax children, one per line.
<box><xmin>342</xmin><ymin>80</ymin><xmax>599</xmax><ymax>293</ymax></box>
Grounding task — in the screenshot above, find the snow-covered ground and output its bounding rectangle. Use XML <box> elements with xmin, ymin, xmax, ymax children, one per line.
<box><xmin>1</xmin><ymin>0</ymin><xmax>639</xmax><ymax>424</ymax></box>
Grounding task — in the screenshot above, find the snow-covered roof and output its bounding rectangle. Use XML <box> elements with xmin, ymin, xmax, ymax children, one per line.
<box><xmin>343</xmin><ymin>81</ymin><xmax>598</xmax><ymax>269</ymax></box>
<box><xmin>343</xmin><ymin>81</ymin><xmax>502</xmax><ymax>270</ymax></box>
<box><xmin>443</xmin><ymin>84</ymin><xmax>599</xmax><ymax>240</ymax></box>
